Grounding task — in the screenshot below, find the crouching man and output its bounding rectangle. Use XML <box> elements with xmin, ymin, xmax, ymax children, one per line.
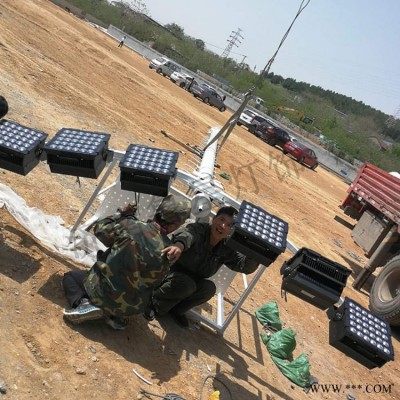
<box><xmin>62</xmin><ymin>194</ymin><xmax>191</xmax><ymax>330</ymax></box>
<box><xmin>148</xmin><ymin>206</ymin><xmax>259</xmax><ymax>328</ymax></box>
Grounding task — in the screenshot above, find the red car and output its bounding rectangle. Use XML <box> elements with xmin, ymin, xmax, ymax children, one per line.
<box><xmin>283</xmin><ymin>141</ymin><xmax>318</xmax><ymax>170</ymax></box>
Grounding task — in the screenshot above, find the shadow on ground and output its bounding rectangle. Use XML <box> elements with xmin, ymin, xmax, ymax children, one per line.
<box><xmin>334</xmin><ymin>214</ymin><xmax>355</xmax><ymax>230</ymax></box>
<box><xmin>38</xmin><ymin>272</ymin><xmax>298</xmax><ymax>400</ymax></box>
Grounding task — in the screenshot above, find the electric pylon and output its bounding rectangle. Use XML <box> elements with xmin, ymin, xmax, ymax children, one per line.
<box><xmin>221</xmin><ymin>28</ymin><xmax>244</xmax><ymax>58</ymax></box>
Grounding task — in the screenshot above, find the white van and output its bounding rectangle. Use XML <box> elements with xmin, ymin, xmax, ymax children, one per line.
<box><xmin>148</xmin><ymin>57</ymin><xmax>181</xmax><ymax>78</ymax></box>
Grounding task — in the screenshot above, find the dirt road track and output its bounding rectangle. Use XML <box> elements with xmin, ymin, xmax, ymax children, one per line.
<box><xmin>0</xmin><ymin>1</ymin><xmax>398</xmax><ymax>399</ymax></box>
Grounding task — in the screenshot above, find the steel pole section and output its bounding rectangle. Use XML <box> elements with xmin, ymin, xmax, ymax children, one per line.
<box><xmin>196</xmin><ymin>128</ymin><xmax>219</xmax><ymax>184</ymax></box>
<box><xmin>203</xmin><ymin>90</ymin><xmax>254</xmax><ymax>153</ymax></box>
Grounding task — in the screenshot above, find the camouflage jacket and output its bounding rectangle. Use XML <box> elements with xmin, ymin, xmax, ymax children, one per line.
<box><xmin>170</xmin><ymin>222</ymin><xmax>259</xmax><ymax>278</ymax></box>
<box><xmin>85</xmin><ymin>217</ymin><xmax>171</xmax><ymax>317</ymax></box>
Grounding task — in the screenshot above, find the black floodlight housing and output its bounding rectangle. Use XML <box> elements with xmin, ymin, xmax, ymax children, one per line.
<box><xmin>44</xmin><ymin>128</ymin><xmax>112</xmax><ymax>178</ymax></box>
<box><xmin>119</xmin><ymin>144</ymin><xmax>178</xmax><ymax>196</ymax></box>
<box><xmin>226</xmin><ymin>200</ymin><xmax>288</xmax><ymax>266</ymax></box>
<box><xmin>329</xmin><ymin>297</ymin><xmax>395</xmax><ymax>369</ymax></box>
<box><xmin>0</xmin><ymin>120</ymin><xmax>48</xmax><ymax>175</ymax></box>
<box><xmin>0</xmin><ymin>96</ymin><xmax>8</xmax><ymax>118</ymax></box>
<box><xmin>280</xmin><ymin>247</ymin><xmax>352</xmax><ymax>310</ymax></box>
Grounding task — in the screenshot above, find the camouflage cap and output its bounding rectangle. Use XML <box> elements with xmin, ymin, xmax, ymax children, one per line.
<box><xmin>156</xmin><ymin>194</ymin><xmax>191</xmax><ymax>224</ymax></box>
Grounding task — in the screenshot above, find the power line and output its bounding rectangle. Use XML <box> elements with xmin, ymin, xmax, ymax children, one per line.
<box><xmin>204</xmin><ymin>41</ymin><xmax>245</xmax><ymax>58</ymax></box>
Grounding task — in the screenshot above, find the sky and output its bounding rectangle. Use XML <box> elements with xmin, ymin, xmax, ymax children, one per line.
<box><xmin>143</xmin><ymin>0</ymin><xmax>400</xmax><ymax>116</ymax></box>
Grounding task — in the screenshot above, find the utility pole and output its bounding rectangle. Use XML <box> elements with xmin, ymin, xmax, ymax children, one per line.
<box><xmin>260</xmin><ymin>0</ymin><xmax>311</xmax><ymax>78</ymax></box>
<box><xmin>221</xmin><ymin>28</ymin><xmax>244</xmax><ymax>58</ymax></box>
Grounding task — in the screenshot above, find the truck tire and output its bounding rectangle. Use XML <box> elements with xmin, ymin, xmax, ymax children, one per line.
<box><xmin>369</xmin><ymin>253</ymin><xmax>400</xmax><ymax>326</ymax></box>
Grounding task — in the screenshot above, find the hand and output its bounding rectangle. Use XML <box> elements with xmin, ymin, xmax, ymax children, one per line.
<box><xmin>161</xmin><ymin>244</ymin><xmax>183</xmax><ymax>264</ymax></box>
<box><xmin>120</xmin><ymin>203</ymin><xmax>137</xmax><ymax>217</ymax></box>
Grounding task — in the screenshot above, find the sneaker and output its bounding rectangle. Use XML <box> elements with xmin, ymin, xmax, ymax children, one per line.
<box><xmin>143</xmin><ymin>307</ymin><xmax>156</xmax><ymax>321</ymax></box>
<box><xmin>63</xmin><ymin>298</ymin><xmax>103</xmax><ymax>324</ymax></box>
<box><xmin>143</xmin><ymin>300</ymin><xmax>156</xmax><ymax>321</ymax></box>
<box><xmin>104</xmin><ymin>315</ymin><xmax>128</xmax><ymax>330</ymax></box>
<box><xmin>169</xmin><ymin>311</ymin><xmax>189</xmax><ymax>328</ymax></box>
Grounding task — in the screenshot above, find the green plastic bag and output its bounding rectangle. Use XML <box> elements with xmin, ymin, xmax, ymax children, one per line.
<box><xmin>255</xmin><ymin>302</ymin><xmax>312</xmax><ymax>388</ymax></box>
<box><xmin>255</xmin><ymin>301</ymin><xmax>282</xmax><ymax>331</ymax></box>
<box><xmin>265</xmin><ymin>328</ymin><xmax>297</xmax><ymax>359</ymax></box>
<box><xmin>271</xmin><ymin>353</ymin><xmax>312</xmax><ymax>388</ymax></box>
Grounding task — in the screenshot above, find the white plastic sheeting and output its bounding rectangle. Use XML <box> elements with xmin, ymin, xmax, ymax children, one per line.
<box><xmin>0</xmin><ymin>183</ymin><xmax>105</xmax><ymax>266</ymax></box>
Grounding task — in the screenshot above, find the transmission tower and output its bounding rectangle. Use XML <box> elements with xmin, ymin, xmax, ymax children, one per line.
<box><xmin>221</xmin><ymin>28</ymin><xmax>244</xmax><ymax>58</ymax></box>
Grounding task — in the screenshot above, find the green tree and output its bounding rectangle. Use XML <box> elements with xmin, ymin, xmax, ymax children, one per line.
<box><xmin>194</xmin><ymin>39</ymin><xmax>205</xmax><ymax>51</ymax></box>
<box><xmin>164</xmin><ymin>23</ymin><xmax>185</xmax><ymax>39</ymax></box>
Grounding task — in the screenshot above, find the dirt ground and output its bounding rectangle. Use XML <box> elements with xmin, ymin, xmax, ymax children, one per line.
<box><xmin>0</xmin><ymin>1</ymin><xmax>398</xmax><ymax>399</ymax></box>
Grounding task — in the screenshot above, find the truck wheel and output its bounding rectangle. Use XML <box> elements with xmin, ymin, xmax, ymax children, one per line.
<box><xmin>369</xmin><ymin>253</ymin><xmax>400</xmax><ymax>326</ymax></box>
<box><xmin>219</xmin><ymin>106</ymin><xmax>226</xmax><ymax>112</ymax></box>
<box><xmin>203</xmin><ymin>97</ymin><xmax>210</xmax><ymax>104</ymax></box>
<box><xmin>249</xmin><ymin>125</ymin><xmax>256</xmax><ymax>134</ymax></box>
<box><xmin>156</xmin><ymin>68</ymin><xmax>162</xmax><ymax>74</ymax></box>
<box><xmin>179</xmin><ymin>82</ymin><xmax>185</xmax><ymax>88</ymax></box>
<box><xmin>298</xmin><ymin>157</ymin><xmax>305</xmax><ymax>164</ymax></box>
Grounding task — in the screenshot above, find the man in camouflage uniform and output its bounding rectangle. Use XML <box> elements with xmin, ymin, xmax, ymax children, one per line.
<box><xmin>62</xmin><ymin>194</ymin><xmax>191</xmax><ymax>330</ymax></box>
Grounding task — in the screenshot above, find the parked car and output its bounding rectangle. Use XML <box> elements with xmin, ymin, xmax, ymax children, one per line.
<box><xmin>176</xmin><ymin>76</ymin><xmax>198</xmax><ymax>90</ymax></box>
<box><xmin>191</xmin><ymin>83</ymin><xmax>226</xmax><ymax>112</ymax></box>
<box><xmin>237</xmin><ymin>109</ymin><xmax>259</xmax><ymax>128</ymax></box>
<box><xmin>170</xmin><ymin>71</ymin><xmax>192</xmax><ymax>84</ymax></box>
<box><xmin>148</xmin><ymin>57</ymin><xmax>180</xmax><ymax>78</ymax></box>
<box><xmin>283</xmin><ymin>141</ymin><xmax>319</xmax><ymax>169</ymax></box>
<box><xmin>255</xmin><ymin>124</ymin><xmax>291</xmax><ymax>148</ymax></box>
<box><xmin>247</xmin><ymin>114</ymin><xmax>272</xmax><ymax>134</ymax></box>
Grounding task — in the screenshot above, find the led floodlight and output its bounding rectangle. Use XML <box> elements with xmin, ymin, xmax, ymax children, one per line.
<box><xmin>0</xmin><ymin>119</ymin><xmax>48</xmax><ymax>175</ymax></box>
<box><xmin>280</xmin><ymin>247</ymin><xmax>352</xmax><ymax>309</ymax></box>
<box><xmin>44</xmin><ymin>128</ymin><xmax>111</xmax><ymax>178</ymax></box>
<box><xmin>329</xmin><ymin>297</ymin><xmax>395</xmax><ymax>369</ymax></box>
<box><xmin>226</xmin><ymin>200</ymin><xmax>288</xmax><ymax>266</ymax></box>
<box><xmin>119</xmin><ymin>144</ymin><xmax>178</xmax><ymax>196</ymax></box>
